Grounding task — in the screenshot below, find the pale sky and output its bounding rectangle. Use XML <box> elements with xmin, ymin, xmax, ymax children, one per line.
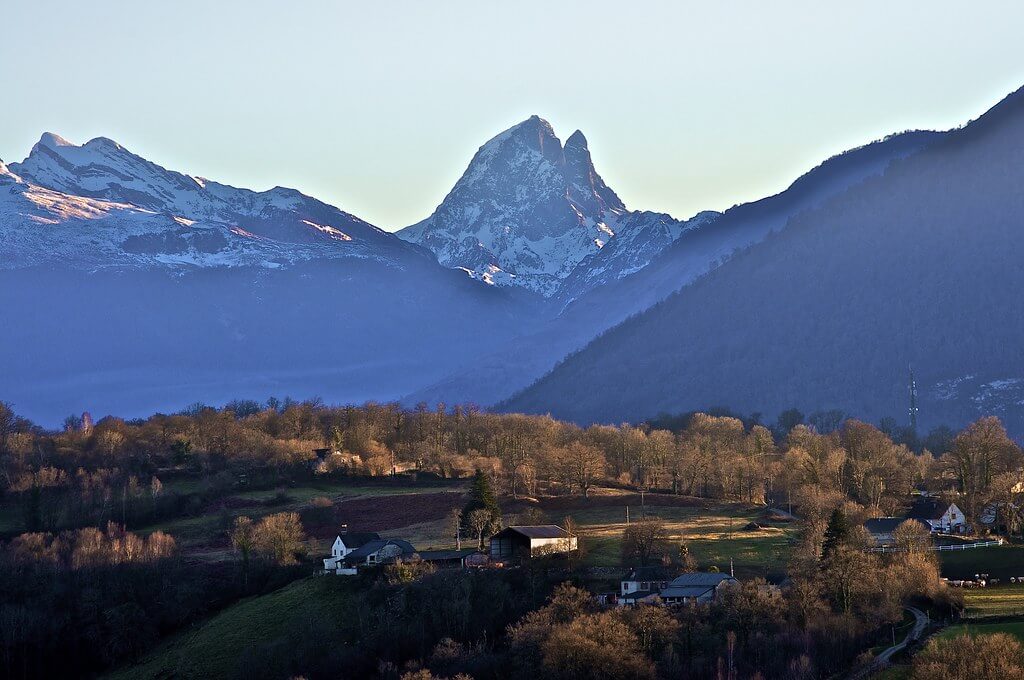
<box><xmin>3</xmin><ymin>1</ymin><xmax>1023</xmax><ymax>230</ymax></box>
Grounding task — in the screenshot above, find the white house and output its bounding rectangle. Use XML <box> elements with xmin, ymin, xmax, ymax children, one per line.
<box><xmin>618</xmin><ymin>567</ymin><xmax>672</xmax><ymax>606</ymax></box>
<box><xmin>658</xmin><ymin>572</ymin><xmax>738</xmax><ymax>605</ymax></box>
<box><xmin>906</xmin><ymin>498</ymin><xmax>966</xmax><ymax>533</ymax></box>
<box><xmin>322</xmin><ymin>532</ymin><xmax>380</xmax><ymax>574</ymax></box>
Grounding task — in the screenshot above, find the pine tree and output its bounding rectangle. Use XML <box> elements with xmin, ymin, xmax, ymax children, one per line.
<box><xmin>461</xmin><ymin>469</ymin><xmax>501</xmax><ymax>533</ymax></box>
<box><xmin>821</xmin><ymin>508</ymin><xmax>850</xmax><ymax>561</ymax></box>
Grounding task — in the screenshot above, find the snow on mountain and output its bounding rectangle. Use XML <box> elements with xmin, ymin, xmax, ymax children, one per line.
<box><xmin>0</xmin><ymin>135</ymin><xmax>547</xmax><ymax>425</ymax></box>
<box><xmin>5</xmin><ymin>133</ymin><xmax>409</xmax><ymax>272</ymax></box>
<box><xmin>555</xmin><ymin>209</ymin><xmax>720</xmax><ymax>305</ymax></box>
<box><xmin>399</xmin><ymin>116</ymin><xmax>640</xmax><ymax>296</ymax></box>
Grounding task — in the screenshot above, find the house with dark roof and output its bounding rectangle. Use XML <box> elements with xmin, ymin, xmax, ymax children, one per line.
<box><xmin>343</xmin><ymin>538</ymin><xmax>417</xmax><ymax>568</ymax></box>
<box><xmin>906</xmin><ymin>498</ymin><xmax>966</xmax><ymax>534</ymax></box>
<box><xmin>619</xmin><ymin>566</ymin><xmax>673</xmax><ymax>607</ymax></box>
<box><xmin>658</xmin><ymin>572</ymin><xmax>738</xmax><ymax>605</ymax></box>
<box><xmin>489</xmin><ymin>525</ymin><xmax>577</xmax><ymax>560</ymax></box>
<box><xmin>864</xmin><ymin>517</ymin><xmax>932</xmax><ymax>545</ymax></box>
<box><xmin>323</xmin><ymin>532</ymin><xmax>381</xmax><ymax>572</ymax></box>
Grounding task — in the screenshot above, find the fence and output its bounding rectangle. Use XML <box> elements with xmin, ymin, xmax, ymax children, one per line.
<box><xmin>868</xmin><ymin>539</ymin><xmax>1004</xmax><ymax>553</ymax></box>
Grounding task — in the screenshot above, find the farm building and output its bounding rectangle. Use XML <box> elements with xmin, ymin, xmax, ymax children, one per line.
<box><xmin>489</xmin><ymin>525</ymin><xmax>577</xmax><ymax>560</ymax></box>
<box><xmin>344</xmin><ymin>539</ymin><xmax>416</xmax><ymax>567</ymax></box>
<box><xmin>658</xmin><ymin>572</ymin><xmax>737</xmax><ymax>605</ymax></box>
<box><xmin>323</xmin><ymin>535</ymin><xmax>416</xmax><ymax>575</ymax></box>
<box><xmin>864</xmin><ymin>517</ymin><xmax>932</xmax><ymax>545</ymax></box>
<box><xmin>906</xmin><ymin>498</ymin><xmax>966</xmax><ymax>533</ymax></box>
<box><xmin>415</xmin><ymin>549</ymin><xmax>483</xmax><ymax>568</ymax></box>
<box><xmin>619</xmin><ymin>566</ymin><xmax>673</xmax><ymax>606</ymax></box>
<box><xmin>323</xmin><ymin>532</ymin><xmax>381</xmax><ymax>572</ymax></box>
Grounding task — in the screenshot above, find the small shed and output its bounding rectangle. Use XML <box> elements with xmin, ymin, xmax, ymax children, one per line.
<box><xmin>489</xmin><ymin>525</ymin><xmax>577</xmax><ymax>560</ymax></box>
<box><xmin>415</xmin><ymin>549</ymin><xmax>481</xmax><ymax>568</ymax></box>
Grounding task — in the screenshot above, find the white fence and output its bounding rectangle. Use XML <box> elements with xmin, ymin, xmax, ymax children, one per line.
<box><xmin>868</xmin><ymin>539</ymin><xmax>1004</xmax><ymax>553</ymax></box>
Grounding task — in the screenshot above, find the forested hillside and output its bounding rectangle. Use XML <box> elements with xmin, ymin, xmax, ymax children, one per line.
<box><xmin>503</xmin><ymin>87</ymin><xmax>1024</xmax><ymax>433</ymax></box>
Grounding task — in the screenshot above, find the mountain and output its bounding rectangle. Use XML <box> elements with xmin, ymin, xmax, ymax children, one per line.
<box><xmin>398</xmin><ymin>116</ymin><xmax>712</xmax><ymax>298</ymax></box>
<box><xmin>501</xmin><ymin>87</ymin><xmax>1024</xmax><ymax>434</ymax></box>
<box><xmin>405</xmin><ymin>129</ymin><xmax>939</xmax><ymax>409</ymax></box>
<box><xmin>6</xmin><ymin>132</ymin><xmax>414</xmax><ymax>270</ymax></box>
<box><xmin>0</xmin><ymin>135</ymin><xmax>544</xmax><ymax>424</ymax></box>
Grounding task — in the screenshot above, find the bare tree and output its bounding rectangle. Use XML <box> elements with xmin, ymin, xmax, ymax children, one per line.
<box><xmin>466</xmin><ymin>508</ymin><xmax>493</xmax><ymax>550</ymax></box>
<box><xmin>622</xmin><ymin>517</ymin><xmax>668</xmax><ymax>566</ymax></box>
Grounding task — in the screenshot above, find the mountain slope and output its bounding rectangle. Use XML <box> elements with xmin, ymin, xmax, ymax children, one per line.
<box><xmin>405</xmin><ymin>129</ymin><xmax>939</xmax><ymax>409</ymax></box>
<box><xmin>6</xmin><ymin>133</ymin><xmax>413</xmax><ymax>270</ymax></box>
<box><xmin>0</xmin><ymin>136</ymin><xmax>544</xmax><ymax>424</ymax></box>
<box><xmin>501</xmin><ymin>87</ymin><xmax>1024</xmax><ymax>433</ymax></box>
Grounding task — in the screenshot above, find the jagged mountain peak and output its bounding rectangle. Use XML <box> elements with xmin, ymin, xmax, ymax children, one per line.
<box><xmin>399</xmin><ymin>116</ymin><xmax>636</xmax><ymax>296</ymax></box>
<box><xmin>564</xmin><ymin>129</ymin><xmax>588</xmax><ymax>149</ymax></box>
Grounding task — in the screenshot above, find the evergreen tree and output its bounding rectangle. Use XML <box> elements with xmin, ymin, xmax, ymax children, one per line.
<box><xmin>821</xmin><ymin>508</ymin><xmax>850</xmax><ymax>561</ymax></box>
<box><xmin>461</xmin><ymin>469</ymin><xmax>501</xmax><ymax>532</ymax></box>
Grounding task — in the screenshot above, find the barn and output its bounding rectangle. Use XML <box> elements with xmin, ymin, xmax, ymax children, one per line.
<box><xmin>489</xmin><ymin>525</ymin><xmax>577</xmax><ymax>560</ymax></box>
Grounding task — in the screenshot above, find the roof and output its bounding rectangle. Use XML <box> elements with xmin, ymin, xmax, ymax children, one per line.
<box><xmin>415</xmin><ymin>549</ymin><xmax>478</xmax><ymax>562</ymax></box>
<box><xmin>666</xmin><ymin>572</ymin><xmax>737</xmax><ymax>588</ymax></box>
<box><xmin>906</xmin><ymin>499</ymin><xmax>953</xmax><ymax>520</ymax></box>
<box><xmin>620</xmin><ymin>590</ymin><xmax>659</xmax><ymax>601</ymax></box>
<box><xmin>494</xmin><ymin>525</ymin><xmax>569</xmax><ymax>539</ymax></box>
<box><xmin>865</xmin><ymin>517</ymin><xmax>929</xmax><ymax>534</ymax></box>
<box><xmin>344</xmin><ymin>538</ymin><xmax>416</xmax><ymax>561</ymax></box>
<box><xmin>338</xmin><ymin>532</ymin><xmax>381</xmax><ymax>548</ymax></box>
<box><xmin>623</xmin><ymin>566</ymin><xmax>672</xmax><ymax>581</ymax></box>
<box><xmin>660</xmin><ymin>585</ymin><xmax>716</xmax><ymax>599</ymax></box>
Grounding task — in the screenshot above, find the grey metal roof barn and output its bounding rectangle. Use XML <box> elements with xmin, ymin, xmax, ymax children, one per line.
<box><xmin>501</xmin><ymin>525</ymin><xmax>570</xmax><ymax>539</ymax></box>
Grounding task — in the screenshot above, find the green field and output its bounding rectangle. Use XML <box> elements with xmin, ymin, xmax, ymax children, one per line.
<box><xmin>940</xmin><ymin>545</ymin><xmax>1024</xmax><ymax>580</ymax></box>
<box><xmin>106</xmin><ymin>577</ymin><xmax>355</xmax><ymax>680</ymax></box>
<box><xmin>959</xmin><ymin>585</ymin><xmax>1024</xmax><ymax>619</ymax></box>
<box><xmin>561</xmin><ymin>500</ymin><xmax>795</xmax><ymax>577</ymax></box>
<box><xmin>938</xmin><ymin>620</ymin><xmax>1024</xmax><ymax>642</ymax></box>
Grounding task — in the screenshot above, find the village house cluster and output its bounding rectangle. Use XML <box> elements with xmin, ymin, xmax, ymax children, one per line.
<box><xmin>322</xmin><ymin>524</ymin><xmax>743</xmax><ymax>608</ymax></box>
<box><xmin>863</xmin><ymin>497</ymin><xmax>966</xmax><ymax>546</ymax></box>
<box><xmin>321</xmin><ymin>524</ymin><xmax>579</xmax><ymax>575</ymax></box>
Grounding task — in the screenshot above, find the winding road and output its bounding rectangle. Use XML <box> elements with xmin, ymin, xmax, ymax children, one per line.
<box><xmin>848</xmin><ymin>606</ymin><xmax>928</xmax><ymax>679</ymax></box>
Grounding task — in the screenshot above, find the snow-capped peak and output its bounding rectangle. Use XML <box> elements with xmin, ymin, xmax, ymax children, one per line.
<box><xmin>2</xmin><ymin>131</ymin><xmax>418</xmax><ymax>274</ymax></box>
<box><xmin>398</xmin><ymin>116</ymin><xmax>636</xmax><ymax>296</ymax></box>
<box><xmin>37</xmin><ymin>132</ymin><xmax>75</xmax><ymax>149</ymax></box>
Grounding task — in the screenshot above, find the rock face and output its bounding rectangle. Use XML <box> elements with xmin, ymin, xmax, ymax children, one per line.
<box><xmin>400</xmin><ymin>116</ymin><xmax>705</xmax><ymax>297</ymax></box>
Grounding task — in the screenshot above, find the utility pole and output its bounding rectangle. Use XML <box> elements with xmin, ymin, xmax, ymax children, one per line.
<box><xmin>909</xmin><ymin>364</ymin><xmax>919</xmax><ymax>435</ymax></box>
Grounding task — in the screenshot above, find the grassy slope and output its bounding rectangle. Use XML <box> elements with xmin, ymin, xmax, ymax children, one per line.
<box><xmin>940</xmin><ymin>545</ymin><xmax>1024</xmax><ymax>580</ymax></box>
<box><xmin>938</xmin><ymin>620</ymin><xmax>1024</xmax><ymax>641</ymax></box>
<box><xmin>106</xmin><ymin>577</ymin><xmax>354</xmax><ymax>680</ymax></box>
<box><xmin>958</xmin><ymin>585</ymin><xmax>1024</xmax><ymax>618</ymax></box>
<box><xmin>564</xmin><ymin>500</ymin><xmax>795</xmax><ymax>577</ymax></box>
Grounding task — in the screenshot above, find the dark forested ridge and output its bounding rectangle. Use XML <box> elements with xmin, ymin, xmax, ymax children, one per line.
<box><xmin>503</xmin><ymin>86</ymin><xmax>1024</xmax><ymax>434</ymax></box>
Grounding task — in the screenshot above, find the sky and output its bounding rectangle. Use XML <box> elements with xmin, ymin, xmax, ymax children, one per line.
<box><xmin>3</xmin><ymin>1</ymin><xmax>1024</xmax><ymax>230</ymax></box>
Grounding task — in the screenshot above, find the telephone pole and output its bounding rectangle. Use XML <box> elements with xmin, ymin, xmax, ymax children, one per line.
<box><xmin>908</xmin><ymin>365</ymin><xmax>919</xmax><ymax>435</ymax></box>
